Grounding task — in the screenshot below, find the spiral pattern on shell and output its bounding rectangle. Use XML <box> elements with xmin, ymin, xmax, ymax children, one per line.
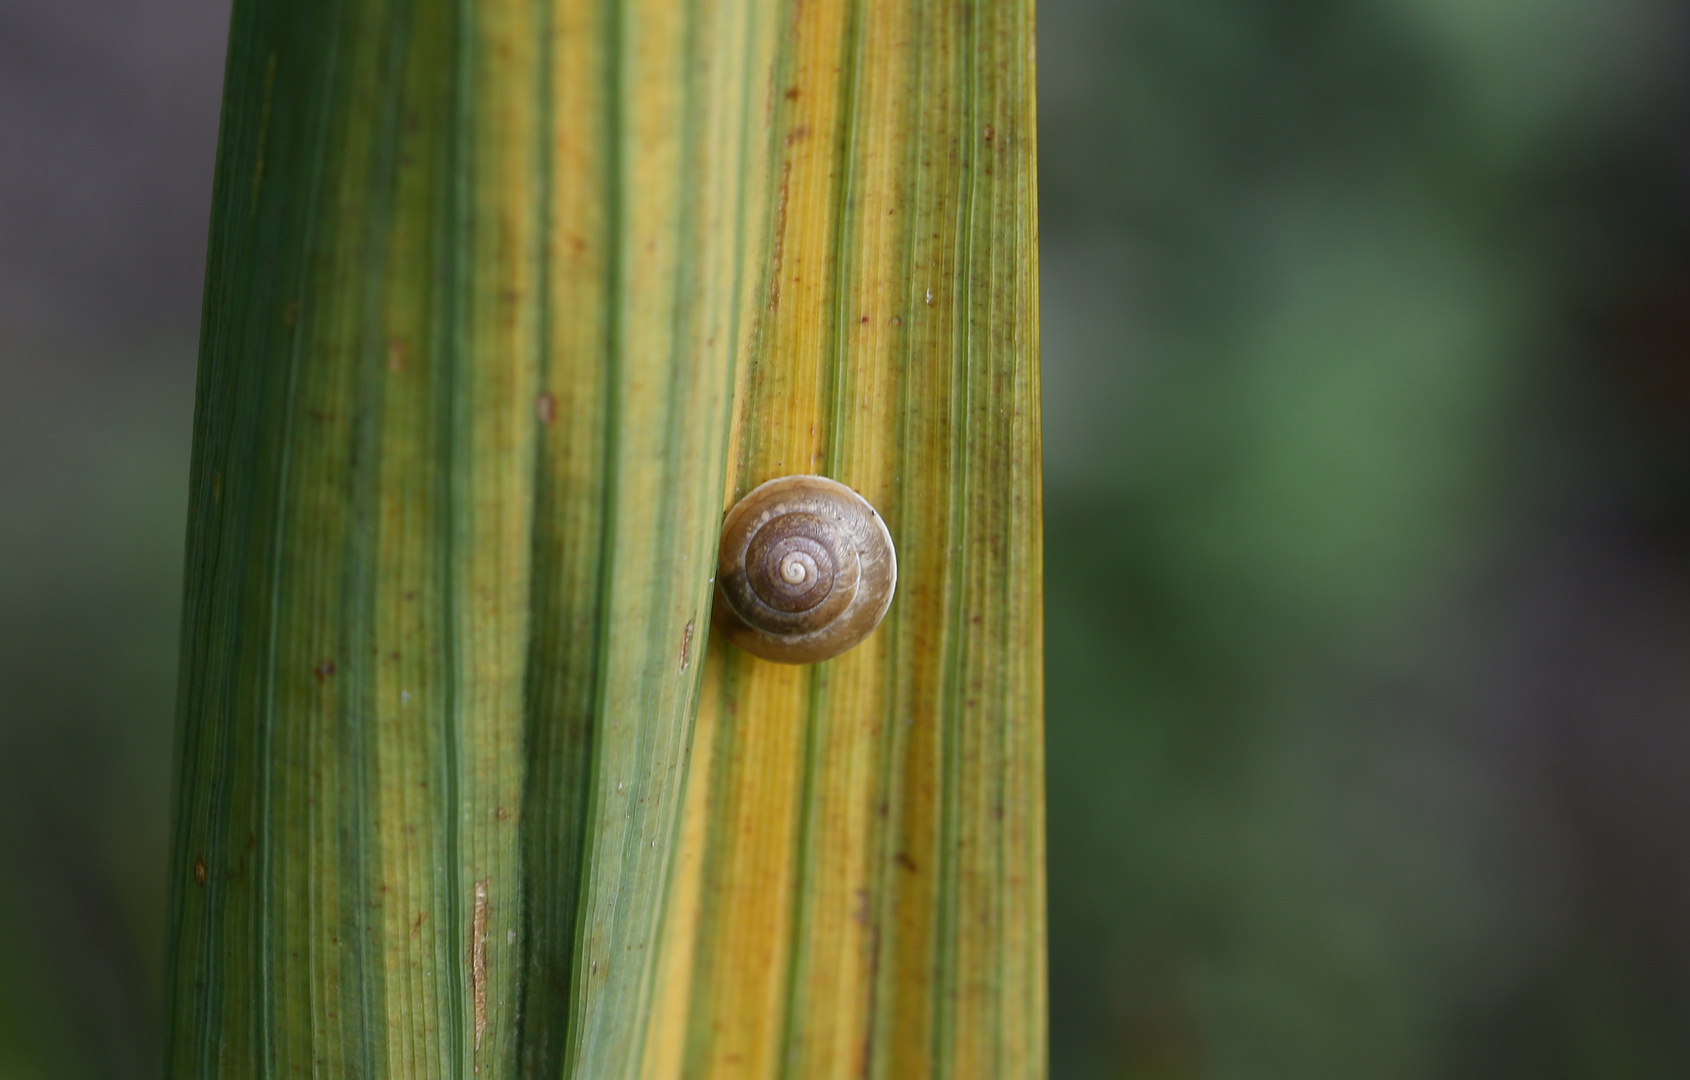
<box><xmin>713</xmin><ymin>475</ymin><xmax>897</xmax><ymax>664</ymax></box>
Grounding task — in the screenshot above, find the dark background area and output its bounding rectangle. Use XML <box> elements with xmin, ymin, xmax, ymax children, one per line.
<box><xmin>4</xmin><ymin>0</ymin><xmax>1690</xmax><ymax>1076</ymax></box>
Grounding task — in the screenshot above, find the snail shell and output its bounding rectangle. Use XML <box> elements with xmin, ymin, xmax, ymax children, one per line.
<box><xmin>713</xmin><ymin>475</ymin><xmax>897</xmax><ymax>664</ymax></box>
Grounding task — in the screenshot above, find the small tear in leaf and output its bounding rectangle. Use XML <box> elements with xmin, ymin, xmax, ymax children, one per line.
<box><xmin>472</xmin><ymin>878</ymin><xmax>490</xmax><ymax>1051</ymax></box>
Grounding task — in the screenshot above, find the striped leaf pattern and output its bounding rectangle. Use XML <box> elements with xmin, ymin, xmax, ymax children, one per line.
<box><xmin>164</xmin><ymin>0</ymin><xmax>1040</xmax><ymax>1076</ymax></box>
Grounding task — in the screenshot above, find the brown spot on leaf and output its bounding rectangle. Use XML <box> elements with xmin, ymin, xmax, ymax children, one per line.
<box><xmin>852</xmin><ymin>888</ymin><xmax>871</xmax><ymax>924</ymax></box>
<box><xmin>314</xmin><ymin>660</ymin><xmax>336</xmax><ymax>682</ymax></box>
<box><xmin>767</xmin><ymin>160</ymin><xmax>793</xmax><ymax>311</ymax></box>
<box><xmin>536</xmin><ymin>392</ymin><xmax>557</xmax><ymax>425</ymax></box>
<box><xmin>193</xmin><ymin>855</ymin><xmax>207</xmax><ymax>887</ymax></box>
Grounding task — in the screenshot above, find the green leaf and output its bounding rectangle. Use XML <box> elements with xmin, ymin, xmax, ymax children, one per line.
<box><xmin>165</xmin><ymin>0</ymin><xmax>1041</xmax><ymax>1076</ymax></box>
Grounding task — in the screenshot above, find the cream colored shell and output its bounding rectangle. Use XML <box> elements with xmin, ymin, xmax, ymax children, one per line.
<box><xmin>712</xmin><ymin>475</ymin><xmax>897</xmax><ymax>664</ymax></box>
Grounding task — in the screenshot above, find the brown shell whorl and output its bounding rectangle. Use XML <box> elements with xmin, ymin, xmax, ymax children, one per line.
<box><xmin>713</xmin><ymin>475</ymin><xmax>897</xmax><ymax>664</ymax></box>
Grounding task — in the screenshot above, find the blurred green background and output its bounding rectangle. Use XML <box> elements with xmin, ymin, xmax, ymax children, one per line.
<box><xmin>4</xmin><ymin>0</ymin><xmax>1690</xmax><ymax>1076</ymax></box>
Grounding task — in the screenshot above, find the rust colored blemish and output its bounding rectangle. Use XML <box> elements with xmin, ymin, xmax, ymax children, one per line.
<box><xmin>314</xmin><ymin>659</ymin><xmax>336</xmax><ymax>682</ymax></box>
<box><xmin>211</xmin><ymin>472</ymin><xmax>222</xmax><ymax>501</ymax></box>
<box><xmin>472</xmin><ymin>878</ymin><xmax>490</xmax><ymax>1052</ymax></box>
<box><xmin>387</xmin><ymin>337</ymin><xmax>405</xmax><ymax>372</ymax></box>
<box><xmin>193</xmin><ymin>855</ymin><xmax>207</xmax><ymax>887</ymax></box>
<box><xmin>536</xmin><ymin>392</ymin><xmax>557</xmax><ymax>425</ymax></box>
<box><xmin>784</xmin><ymin>85</ymin><xmax>800</xmax><ymax>100</ymax></box>
<box><xmin>984</xmin><ymin>124</ymin><xmax>996</xmax><ymax>141</ymax></box>
<box><xmin>411</xmin><ymin>911</ymin><xmax>425</xmax><ymax>939</ymax></box>
<box><xmin>890</xmin><ymin>315</ymin><xmax>902</xmax><ymax>326</ymax></box>
<box><xmin>680</xmin><ymin>619</ymin><xmax>694</xmax><ymax>673</ymax></box>
<box><xmin>895</xmin><ymin>852</ymin><xmax>918</xmax><ymax>874</ymax></box>
<box><xmin>495</xmin><ymin>806</ymin><xmax>509</xmax><ymax>821</ymax></box>
<box><xmin>860</xmin><ymin>314</ymin><xmax>870</xmax><ymax>324</ymax></box>
<box><xmin>785</xmin><ymin>125</ymin><xmax>809</xmax><ymax>145</ymax></box>
<box><xmin>767</xmin><ymin>160</ymin><xmax>793</xmax><ymax>311</ymax></box>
